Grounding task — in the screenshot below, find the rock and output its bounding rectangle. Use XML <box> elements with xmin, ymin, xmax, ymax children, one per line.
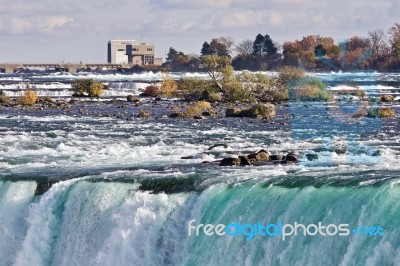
<box><xmin>379</xmin><ymin>95</ymin><xmax>395</xmax><ymax>103</ymax></box>
<box><xmin>208</xmin><ymin>143</ymin><xmax>228</xmax><ymax>150</ymax></box>
<box><xmin>181</xmin><ymin>156</ymin><xmax>194</xmax><ymax>159</ymax></box>
<box><xmin>286</xmin><ymin>153</ymin><xmax>299</xmax><ymax>162</ymax></box>
<box><xmin>193</xmin><ymin>115</ymin><xmax>206</xmax><ymax>120</ymax></box>
<box><xmin>239</xmin><ymin>156</ymin><xmax>254</xmax><ymax>166</ymax></box>
<box><xmin>270</xmin><ymin>154</ymin><xmax>285</xmax><ymax>161</ymax></box>
<box><xmin>127</xmin><ymin>95</ymin><xmax>140</xmax><ymax>102</ymax></box>
<box><xmin>351</xmin><ymin>112</ymin><xmax>366</xmax><ymax>119</ymax></box>
<box><xmin>219</xmin><ymin>157</ymin><xmax>241</xmax><ymax>166</ymax></box>
<box><xmin>248</xmin><ymin>150</ymin><xmax>270</xmax><ymax>162</ymax></box>
<box><xmin>169</xmin><ymin>112</ymin><xmax>186</xmax><ymax>118</ymax></box>
<box><xmin>226</xmin><ymin>104</ymin><xmax>276</xmax><ymax>119</ymax></box>
<box><xmin>137</xmin><ymin>110</ymin><xmax>151</xmax><ymax>118</ymax></box>
<box><xmin>306</xmin><ymin>154</ymin><xmax>318</xmax><ymax>161</ymax></box>
<box><xmin>158</xmin><ymin>115</ymin><xmax>168</xmax><ymax>119</ymax></box>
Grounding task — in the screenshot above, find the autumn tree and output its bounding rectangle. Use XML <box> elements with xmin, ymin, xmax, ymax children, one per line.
<box><xmin>200</xmin><ymin>55</ymin><xmax>231</xmax><ymax>90</ymax></box>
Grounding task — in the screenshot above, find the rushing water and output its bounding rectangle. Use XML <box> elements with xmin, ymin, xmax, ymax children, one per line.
<box><xmin>1</xmin><ymin>71</ymin><xmax>400</xmax><ymax>266</ymax></box>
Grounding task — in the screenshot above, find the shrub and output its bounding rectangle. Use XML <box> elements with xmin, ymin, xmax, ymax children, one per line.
<box><xmin>160</xmin><ymin>74</ymin><xmax>178</xmax><ymax>96</ymax></box>
<box><xmin>177</xmin><ymin>78</ymin><xmax>215</xmax><ymax>100</ymax></box>
<box><xmin>141</xmin><ymin>85</ymin><xmax>160</xmax><ymax>97</ymax></box>
<box><xmin>277</xmin><ymin>66</ymin><xmax>306</xmax><ymax>85</ymax></box>
<box><xmin>21</xmin><ymin>90</ymin><xmax>38</xmax><ymax>105</ymax></box>
<box><xmin>171</xmin><ymin>101</ymin><xmax>215</xmax><ymax>118</ymax></box>
<box><xmin>72</xmin><ymin>79</ymin><xmax>104</xmax><ymax>97</ymax></box>
<box><xmin>288</xmin><ymin>77</ymin><xmax>330</xmax><ymax>101</ymax></box>
<box><xmin>72</xmin><ymin>79</ymin><xmax>93</xmax><ymax>96</ymax></box>
<box><xmin>43</xmin><ymin>96</ymin><xmax>53</xmax><ymax>103</ymax></box>
<box><xmin>186</xmin><ymin>100</ymin><xmax>215</xmax><ymax>117</ymax></box>
<box><xmin>87</xmin><ymin>81</ymin><xmax>104</xmax><ymax>97</ymax></box>
<box><xmin>367</xmin><ymin>107</ymin><xmax>396</xmax><ymax>118</ymax></box>
<box><xmin>0</xmin><ymin>90</ymin><xmax>6</xmax><ymax>103</ymax></box>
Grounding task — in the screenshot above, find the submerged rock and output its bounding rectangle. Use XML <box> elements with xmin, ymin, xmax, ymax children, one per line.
<box><xmin>208</xmin><ymin>143</ymin><xmax>228</xmax><ymax>150</ymax></box>
<box><xmin>137</xmin><ymin>110</ymin><xmax>151</xmax><ymax>118</ymax></box>
<box><xmin>219</xmin><ymin>157</ymin><xmax>241</xmax><ymax>166</ymax></box>
<box><xmin>127</xmin><ymin>95</ymin><xmax>140</xmax><ymax>102</ymax></box>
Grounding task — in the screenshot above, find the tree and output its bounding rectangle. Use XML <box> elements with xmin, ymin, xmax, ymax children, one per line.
<box><xmin>314</xmin><ymin>44</ymin><xmax>327</xmax><ymax>57</ymax></box>
<box><xmin>201</xmin><ymin>42</ymin><xmax>210</xmax><ymax>56</ymax></box>
<box><xmin>263</xmin><ymin>34</ymin><xmax>278</xmax><ymax>56</ymax></box>
<box><xmin>369</xmin><ymin>29</ymin><xmax>386</xmax><ymax>56</ymax></box>
<box><xmin>235</xmin><ymin>39</ymin><xmax>253</xmax><ymax>55</ymax></box>
<box><xmin>166</xmin><ymin>47</ymin><xmax>178</xmax><ymax>62</ymax></box>
<box><xmin>252</xmin><ymin>34</ymin><xmax>265</xmax><ymax>56</ymax></box>
<box><xmin>208</xmin><ymin>38</ymin><xmax>230</xmax><ymax>56</ymax></box>
<box><xmin>389</xmin><ymin>23</ymin><xmax>400</xmax><ymax>56</ymax></box>
<box><xmin>200</xmin><ymin>55</ymin><xmax>231</xmax><ymax>90</ymax></box>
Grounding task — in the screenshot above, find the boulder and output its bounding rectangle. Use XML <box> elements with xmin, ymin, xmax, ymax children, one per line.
<box><xmin>219</xmin><ymin>157</ymin><xmax>241</xmax><ymax>166</ymax></box>
<box><xmin>269</xmin><ymin>154</ymin><xmax>285</xmax><ymax>161</ymax></box>
<box><xmin>248</xmin><ymin>150</ymin><xmax>270</xmax><ymax>162</ymax></box>
<box><xmin>239</xmin><ymin>156</ymin><xmax>254</xmax><ymax>166</ymax></box>
<box><xmin>127</xmin><ymin>95</ymin><xmax>140</xmax><ymax>102</ymax></box>
<box><xmin>226</xmin><ymin>104</ymin><xmax>276</xmax><ymax>119</ymax></box>
<box><xmin>286</xmin><ymin>153</ymin><xmax>299</xmax><ymax>162</ymax></box>
<box><xmin>379</xmin><ymin>95</ymin><xmax>395</xmax><ymax>103</ymax></box>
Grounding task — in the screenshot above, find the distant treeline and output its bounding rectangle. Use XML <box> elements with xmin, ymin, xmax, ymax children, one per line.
<box><xmin>163</xmin><ymin>22</ymin><xmax>400</xmax><ymax>72</ymax></box>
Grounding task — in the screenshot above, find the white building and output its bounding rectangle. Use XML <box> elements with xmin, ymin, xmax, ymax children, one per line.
<box><xmin>107</xmin><ymin>40</ymin><xmax>163</xmax><ymax>65</ymax></box>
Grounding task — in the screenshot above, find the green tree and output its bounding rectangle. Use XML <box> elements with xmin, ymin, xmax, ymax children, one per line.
<box><xmin>201</xmin><ymin>41</ymin><xmax>210</xmax><ymax>56</ymax></box>
<box><xmin>252</xmin><ymin>34</ymin><xmax>265</xmax><ymax>56</ymax></box>
<box><xmin>263</xmin><ymin>34</ymin><xmax>278</xmax><ymax>56</ymax></box>
<box><xmin>208</xmin><ymin>39</ymin><xmax>230</xmax><ymax>56</ymax></box>
<box><xmin>166</xmin><ymin>47</ymin><xmax>178</xmax><ymax>62</ymax></box>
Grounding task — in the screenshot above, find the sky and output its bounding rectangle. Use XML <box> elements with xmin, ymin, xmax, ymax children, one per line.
<box><xmin>0</xmin><ymin>0</ymin><xmax>399</xmax><ymax>63</ymax></box>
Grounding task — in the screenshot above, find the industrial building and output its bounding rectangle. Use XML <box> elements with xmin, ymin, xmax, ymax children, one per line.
<box><xmin>107</xmin><ymin>40</ymin><xmax>163</xmax><ymax>65</ymax></box>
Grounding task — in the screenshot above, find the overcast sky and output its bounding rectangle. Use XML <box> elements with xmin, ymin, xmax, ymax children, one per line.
<box><xmin>0</xmin><ymin>0</ymin><xmax>399</xmax><ymax>63</ymax></box>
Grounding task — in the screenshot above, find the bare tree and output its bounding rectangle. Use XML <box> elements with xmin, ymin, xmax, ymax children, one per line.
<box><xmin>235</xmin><ymin>39</ymin><xmax>253</xmax><ymax>55</ymax></box>
<box><xmin>369</xmin><ymin>29</ymin><xmax>386</xmax><ymax>55</ymax></box>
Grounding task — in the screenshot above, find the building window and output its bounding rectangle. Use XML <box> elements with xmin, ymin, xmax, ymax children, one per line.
<box><xmin>144</xmin><ymin>55</ymin><xmax>154</xmax><ymax>65</ymax></box>
<box><xmin>133</xmin><ymin>48</ymin><xmax>138</xmax><ymax>51</ymax></box>
<box><xmin>147</xmin><ymin>48</ymin><xmax>153</xmax><ymax>51</ymax></box>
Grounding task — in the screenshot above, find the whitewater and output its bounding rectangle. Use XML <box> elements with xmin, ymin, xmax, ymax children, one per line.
<box><xmin>1</xmin><ymin>71</ymin><xmax>400</xmax><ymax>266</ymax></box>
